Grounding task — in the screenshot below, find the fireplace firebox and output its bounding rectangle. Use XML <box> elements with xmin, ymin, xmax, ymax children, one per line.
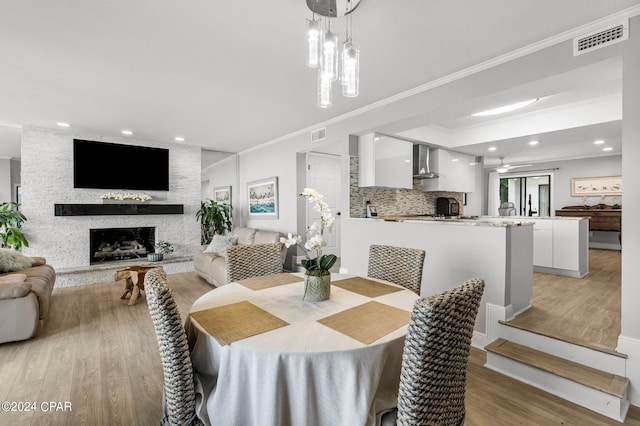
<box><xmin>90</xmin><ymin>227</ymin><xmax>156</xmax><ymax>264</ymax></box>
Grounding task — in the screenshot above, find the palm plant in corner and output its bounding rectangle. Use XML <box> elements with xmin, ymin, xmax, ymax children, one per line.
<box><xmin>281</xmin><ymin>188</ymin><xmax>337</xmax><ymax>302</ymax></box>
<box><xmin>195</xmin><ymin>199</ymin><xmax>233</xmax><ymax>245</ymax></box>
<box><xmin>0</xmin><ymin>202</ymin><xmax>29</xmax><ymax>250</ymax></box>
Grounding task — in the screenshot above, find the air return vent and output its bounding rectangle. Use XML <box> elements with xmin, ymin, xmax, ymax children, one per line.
<box><xmin>573</xmin><ymin>20</ymin><xmax>628</xmax><ymax>56</ymax></box>
<box><xmin>311</xmin><ymin>127</ymin><xmax>326</xmax><ymax>142</ymax></box>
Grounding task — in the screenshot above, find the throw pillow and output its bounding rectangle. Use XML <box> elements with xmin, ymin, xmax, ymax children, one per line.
<box><xmin>204</xmin><ymin>234</ymin><xmax>238</xmax><ymax>253</ymax></box>
<box><xmin>0</xmin><ymin>273</ymin><xmax>27</xmax><ymax>284</ymax></box>
<box><xmin>0</xmin><ymin>281</ymin><xmax>32</xmax><ymax>299</ymax></box>
<box><xmin>0</xmin><ymin>249</ymin><xmax>36</xmax><ymax>273</ymax></box>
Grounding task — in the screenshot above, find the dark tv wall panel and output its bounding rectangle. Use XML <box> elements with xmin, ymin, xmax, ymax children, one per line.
<box><xmin>54</xmin><ymin>204</ymin><xmax>184</xmax><ymax>216</ymax></box>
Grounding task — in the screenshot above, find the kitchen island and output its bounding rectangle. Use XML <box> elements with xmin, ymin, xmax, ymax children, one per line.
<box><xmin>341</xmin><ymin>217</ymin><xmax>534</xmax><ymax>348</ymax></box>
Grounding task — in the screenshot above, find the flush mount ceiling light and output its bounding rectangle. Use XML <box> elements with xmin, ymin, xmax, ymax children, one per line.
<box><xmin>121</xmin><ymin>130</ymin><xmax>133</xmax><ymax>136</ymax></box>
<box><xmin>488</xmin><ymin>147</ymin><xmax>497</xmax><ymax>151</ymax></box>
<box><xmin>528</xmin><ymin>140</ymin><xmax>539</xmax><ymax>146</ymax></box>
<box><xmin>175</xmin><ymin>136</ymin><xmax>185</xmax><ymax>142</ymax></box>
<box><xmin>306</xmin><ymin>0</ymin><xmax>362</xmax><ymax>108</ymax></box>
<box><xmin>603</xmin><ymin>147</ymin><xmax>613</xmax><ymax>151</ymax></box>
<box><xmin>471</xmin><ymin>98</ymin><xmax>539</xmax><ymax>117</ymax></box>
<box><xmin>594</xmin><ymin>140</ymin><xmax>605</xmax><ymax>145</ymax></box>
<box><xmin>56</xmin><ymin>122</ymin><xmax>70</xmax><ymax>128</ymax></box>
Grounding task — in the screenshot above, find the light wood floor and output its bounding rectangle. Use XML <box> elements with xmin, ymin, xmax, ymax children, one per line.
<box><xmin>1</xmin><ymin>268</ymin><xmax>639</xmax><ymax>426</ymax></box>
<box><xmin>508</xmin><ymin>248</ymin><xmax>621</xmax><ymax>352</ymax></box>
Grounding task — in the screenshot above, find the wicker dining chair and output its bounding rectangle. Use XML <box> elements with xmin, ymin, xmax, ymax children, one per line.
<box><xmin>225</xmin><ymin>243</ymin><xmax>284</xmax><ymax>283</ymax></box>
<box><xmin>144</xmin><ymin>268</ymin><xmax>203</xmax><ymax>426</ymax></box>
<box><xmin>367</xmin><ymin>244</ymin><xmax>426</xmax><ymax>294</ymax></box>
<box><xmin>382</xmin><ymin>278</ymin><xmax>485</xmax><ymax>426</ymax></box>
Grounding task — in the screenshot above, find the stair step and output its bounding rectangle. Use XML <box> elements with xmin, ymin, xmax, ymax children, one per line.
<box><xmin>498</xmin><ymin>320</ymin><xmax>627</xmax><ymax>359</ymax></box>
<box><xmin>485</xmin><ymin>338</ymin><xmax>629</xmax><ymax>398</ymax></box>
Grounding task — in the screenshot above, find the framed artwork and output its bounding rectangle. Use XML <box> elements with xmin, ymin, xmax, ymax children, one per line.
<box><xmin>366</xmin><ymin>205</ymin><xmax>378</xmax><ymax>218</ymax></box>
<box><xmin>214</xmin><ymin>186</ymin><xmax>232</xmax><ymax>205</ymax></box>
<box><xmin>247</xmin><ymin>176</ymin><xmax>279</xmax><ymax>219</ymax></box>
<box><xmin>570</xmin><ymin>175</ymin><xmax>622</xmax><ymax>196</ymax></box>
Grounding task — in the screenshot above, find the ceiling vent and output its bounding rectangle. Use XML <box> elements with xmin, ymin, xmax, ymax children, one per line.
<box><xmin>573</xmin><ymin>20</ymin><xmax>628</xmax><ymax>56</ymax></box>
<box><xmin>311</xmin><ymin>127</ymin><xmax>326</xmax><ymax>142</ymax></box>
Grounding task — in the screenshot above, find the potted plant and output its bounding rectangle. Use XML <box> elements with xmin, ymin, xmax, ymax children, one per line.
<box><xmin>281</xmin><ymin>188</ymin><xmax>337</xmax><ymax>301</ymax></box>
<box><xmin>0</xmin><ymin>202</ymin><xmax>29</xmax><ymax>250</ymax></box>
<box><xmin>148</xmin><ymin>240</ymin><xmax>174</xmax><ymax>262</ymax></box>
<box><xmin>195</xmin><ymin>199</ymin><xmax>233</xmax><ymax>245</ymax></box>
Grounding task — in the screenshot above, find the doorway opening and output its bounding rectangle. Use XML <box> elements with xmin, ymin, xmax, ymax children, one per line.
<box><xmin>499</xmin><ymin>174</ymin><xmax>552</xmax><ymax>216</ymax></box>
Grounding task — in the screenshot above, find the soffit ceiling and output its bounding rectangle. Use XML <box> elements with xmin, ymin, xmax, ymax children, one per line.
<box><xmin>0</xmin><ymin>0</ymin><xmax>638</xmax><ymax>158</ymax></box>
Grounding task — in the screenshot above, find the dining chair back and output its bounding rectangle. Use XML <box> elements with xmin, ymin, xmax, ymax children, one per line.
<box><xmin>392</xmin><ymin>278</ymin><xmax>485</xmax><ymax>426</ymax></box>
<box><xmin>144</xmin><ymin>268</ymin><xmax>202</xmax><ymax>426</ymax></box>
<box><xmin>367</xmin><ymin>244</ymin><xmax>426</xmax><ymax>294</ymax></box>
<box><xmin>225</xmin><ymin>242</ymin><xmax>284</xmax><ymax>283</ymax></box>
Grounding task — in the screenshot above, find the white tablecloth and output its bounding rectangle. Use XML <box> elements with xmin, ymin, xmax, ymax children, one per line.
<box><xmin>188</xmin><ymin>273</ymin><xmax>419</xmax><ymax>426</ymax></box>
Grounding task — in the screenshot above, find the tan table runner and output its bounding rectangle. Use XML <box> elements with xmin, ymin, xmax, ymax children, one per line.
<box><xmin>317</xmin><ymin>301</ymin><xmax>411</xmax><ymax>344</ymax></box>
<box><xmin>332</xmin><ymin>276</ymin><xmax>405</xmax><ymax>298</ymax></box>
<box><xmin>191</xmin><ymin>301</ymin><xmax>288</xmax><ymax>346</ymax></box>
<box><xmin>237</xmin><ymin>273</ymin><xmax>303</xmax><ymax>290</ymax></box>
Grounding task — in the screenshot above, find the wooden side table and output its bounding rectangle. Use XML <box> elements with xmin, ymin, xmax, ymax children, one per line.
<box><xmin>115</xmin><ymin>265</ymin><xmax>163</xmax><ymax>305</ymax></box>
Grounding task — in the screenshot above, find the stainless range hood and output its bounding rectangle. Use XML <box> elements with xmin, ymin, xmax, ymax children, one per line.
<box><xmin>413</xmin><ymin>144</ymin><xmax>440</xmax><ymax>179</ymax></box>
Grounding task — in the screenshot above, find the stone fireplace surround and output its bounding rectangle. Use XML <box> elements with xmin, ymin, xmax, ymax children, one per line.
<box><xmin>21</xmin><ymin>127</ymin><xmax>202</xmax><ymax>287</ymax></box>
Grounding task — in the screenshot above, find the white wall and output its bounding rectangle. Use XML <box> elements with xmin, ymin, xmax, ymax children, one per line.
<box><xmin>21</xmin><ymin>127</ymin><xmax>201</xmax><ymax>275</ymax></box>
<box><xmin>0</xmin><ymin>158</ymin><xmax>11</xmax><ymax>203</ymax></box>
<box><xmin>618</xmin><ymin>14</ymin><xmax>640</xmax><ymax>406</ymax></box>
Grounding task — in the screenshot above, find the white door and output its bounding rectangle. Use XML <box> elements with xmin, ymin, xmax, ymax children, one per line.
<box><xmin>306</xmin><ymin>153</ymin><xmax>341</xmax><ymax>258</ymax></box>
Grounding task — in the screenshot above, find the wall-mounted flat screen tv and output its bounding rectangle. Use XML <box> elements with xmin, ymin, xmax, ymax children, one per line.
<box><xmin>74</xmin><ymin>139</ymin><xmax>169</xmax><ymax>191</ymax></box>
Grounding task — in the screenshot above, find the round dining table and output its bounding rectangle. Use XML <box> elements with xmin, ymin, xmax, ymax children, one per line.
<box><xmin>187</xmin><ymin>272</ymin><xmax>419</xmax><ymax>426</ymax></box>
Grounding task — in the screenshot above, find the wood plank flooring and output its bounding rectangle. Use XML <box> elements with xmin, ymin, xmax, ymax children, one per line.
<box><xmin>507</xmin><ymin>248</ymin><xmax>621</xmax><ymax>351</ymax></box>
<box><xmin>1</xmin><ymin>267</ymin><xmax>639</xmax><ymax>425</ymax></box>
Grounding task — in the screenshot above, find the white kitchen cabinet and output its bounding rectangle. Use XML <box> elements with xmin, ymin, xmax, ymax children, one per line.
<box><xmin>421</xmin><ymin>148</ymin><xmax>476</xmax><ymax>193</ymax></box>
<box><xmin>478</xmin><ymin>216</ymin><xmax>588</xmax><ymax>277</ymax></box>
<box><xmin>552</xmin><ymin>219</ymin><xmax>588</xmax><ymax>274</ymax></box>
<box><xmin>531</xmin><ymin>219</ymin><xmax>553</xmax><ymax>268</ymax></box>
<box><xmin>358</xmin><ymin>133</ymin><xmax>413</xmax><ymax>189</ymax></box>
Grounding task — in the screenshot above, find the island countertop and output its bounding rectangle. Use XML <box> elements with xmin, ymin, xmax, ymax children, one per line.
<box><xmin>362</xmin><ymin>215</ymin><xmax>535</xmax><ymax>227</ymax></box>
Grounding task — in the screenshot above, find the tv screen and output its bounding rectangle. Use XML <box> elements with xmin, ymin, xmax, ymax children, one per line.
<box><xmin>74</xmin><ymin>139</ymin><xmax>169</xmax><ymax>191</ymax></box>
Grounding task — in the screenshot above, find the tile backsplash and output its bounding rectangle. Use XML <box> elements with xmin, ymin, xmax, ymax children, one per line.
<box><xmin>349</xmin><ymin>156</ymin><xmax>463</xmax><ymax>217</ymax></box>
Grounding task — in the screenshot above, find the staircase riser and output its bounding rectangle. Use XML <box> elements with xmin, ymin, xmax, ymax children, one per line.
<box><xmin>499</xmin><ymin>323</ymin><xmax>626</xmax><ymax>376</ymax></box>
<box><xmin>486</xmin><ymin>352</ymin><xmax>629</xmax><ymax>422</ymax></box>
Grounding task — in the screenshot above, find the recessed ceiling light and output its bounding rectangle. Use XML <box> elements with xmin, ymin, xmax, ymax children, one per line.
<box><xmin>594</xmin><ymin>140</ymin><xmax>605</xmax><ymax>145</ymax></box>
<box><xmin>451</xmin><ymin>158</ymin><xmax>459</xmax><ymax>162</ymax></box>
<box><xmin>56</xmin><ymin>122</ymin><xmax>70</xmax><ymax>128</ymax></box>
<box><xmin>471</xmin><ymin>98</ymin><xmax>539</xmax><ymax>117</ymax></box>
<box><xmin>603</xmin><ymin>147</ymin><xmax>613</xmax><ymax>151</ymax></box>
<box><xmin>469</xmin><ymin>162</ymin><xmax>476</xmax><ymax>166</ymax></box>
<box><xmin>528</xmin><ymin>140</ymin><xmax>539</xmax><ymax>146</ymax></box>
<box><xmin>488</xmin><ymin>147</ymin><xmax>497</xmax><ymax>151</ymax></box>
<box><xmin>121</xmin><ymin>130</ymin><xmax>133</xmax><ymax>136</ymax></box>
<box><xmin>175</xmin><ymin>136</ymin><xmax>185</xmax><ymax>142</ymax></box>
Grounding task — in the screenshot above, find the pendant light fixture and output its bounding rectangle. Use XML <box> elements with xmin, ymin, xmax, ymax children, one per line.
<box><xmin>305</xmin><ymin>0</ymin><xmax>362</xmax><ymax>108</ymax></box>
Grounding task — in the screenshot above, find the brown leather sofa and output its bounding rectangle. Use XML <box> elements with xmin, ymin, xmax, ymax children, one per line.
<box><xmin>194</xmin><ymin>227</ymin><xmax>286</xmax><ymax>287</ymax></box>
<box><xmin>0</xmin><ymin>258</ymin><xmax>55</xmax><ymax>344</ymax></box>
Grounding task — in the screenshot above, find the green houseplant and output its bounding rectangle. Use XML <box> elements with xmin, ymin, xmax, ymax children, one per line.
<box><xmin>0</xmin><ymin>202</ymin><xmax>29</xmax><ymax>250</ymax></box>
<box><xmin>195</xmin><ymin>199</ymin><xmax>233</xmax><ymax>245</ymax></box>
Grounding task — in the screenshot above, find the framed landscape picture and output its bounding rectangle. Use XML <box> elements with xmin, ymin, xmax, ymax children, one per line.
<box><xmin>247</xmin><ymin>176</ymin><xmax>279</xmax><ymax>219</ymax></box>
<box><xmin>214</xmin><ymin>186</ymin><xmax>232</xmax><ymax>205</ymax></box>
<box><xmin>570</xmin><ymin>175</ymin><xmax>622</xmax><ymax>196</ymax></box>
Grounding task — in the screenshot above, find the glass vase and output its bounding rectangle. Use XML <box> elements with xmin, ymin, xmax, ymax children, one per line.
<box><xmin>303</xmin><ymin>272</ymin><xmax>331</xmax><ymax>302</ymax></box>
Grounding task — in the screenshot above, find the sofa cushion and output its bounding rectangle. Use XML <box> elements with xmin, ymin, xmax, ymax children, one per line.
<box><xmin>0</xmin><ymin>273</ymin><xmax>27</xmax><ymax>284</ymax></box>
<box><xmin>0</xmin><ymin>249</ymin><xmax>35</xmax><ymax>273</ymax></box>
<box><xmin>0</xmin><ymin>281</ymin><xmax>32</xmax><ymax>299</ymax></box>
<box><xmin>254</xmin><ymin>230</ymin><xmax>281</xmax><ymax>244</ymax></box>
<box><xmin>31</xmin><ymin>257</ymin><xmax>47</xmax><ymax>266</ymax></box>
<box><xmin>204</xmin><ymin>234</ymin><xmax>238</xmax><ymax>253</ymax></box>
<box><xmin>233</xmin><ymin>227</ymin><xmax>257</xmax><ymax>245</ymax></box>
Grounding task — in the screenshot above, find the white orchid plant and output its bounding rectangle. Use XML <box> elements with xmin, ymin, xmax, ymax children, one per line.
<box><xmin>280</xmin><ymin>188</ymin><xmax>337</xmax><ymax>277</ymax></box>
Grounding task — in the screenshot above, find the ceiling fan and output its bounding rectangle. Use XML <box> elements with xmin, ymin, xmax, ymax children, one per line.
<box><xmin>494</xmin><ymin>157</ymin><xmax>532</xmax><ymax>173</ymax></box>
